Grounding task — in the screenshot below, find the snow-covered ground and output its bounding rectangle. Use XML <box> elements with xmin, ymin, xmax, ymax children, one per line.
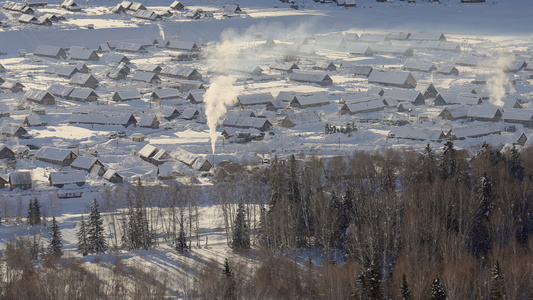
<box><xmin>0</xmin><ymin>0</ymin><xmax>533</xmax><ymax>296</ymax></box>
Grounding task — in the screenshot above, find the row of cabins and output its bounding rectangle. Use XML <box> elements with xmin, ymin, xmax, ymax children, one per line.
<box><xmin>387</xmin><ymin>122</ymin><xmax>500</xmax><ymax>143</ymax></box>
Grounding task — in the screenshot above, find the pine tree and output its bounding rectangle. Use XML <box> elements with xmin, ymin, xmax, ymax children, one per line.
<box><xmin>355</xmin><ymin>269</ymin><xmax>366</xmax><ymax>299</ymax></box>
<box><xmin>47</xmin><ymin>216</ymin><xmax>62</xmax><ymax>256</ymax></box>
<box><xmin>176</xmin><ymin>222</ymin><xmax>188</xmax><ymax>253</ymax></box>
<box><xmin>430</xmin><ymin>277</ymin><xmax>446</xmax><ymax>300</ymax></box>
<box><xmin>222</xmin><ymin>258</ymin><xmax>236</xmax><ymax>300</ymax></box>
<box><xmin>422</xmin><ymin>143</ymin><xmax>436</xmax><ymax>183</ymax></box>
<box><xmin>489</xmin><ymin>261</ymin><xmax>505</xmax><ymax>300</ymax></box>
<box><xmin>87</xmin><ymin>199</ymin><xmax>107</xmax><ymax>254</ymax></box>
<box><xmin>366</xmin><ymin>263</ymin><xmax>382</xmax><ymax>299</ymax></box>
<box><xmin>440</xmin><ymin>141</ymin><xmax>456</xmax><ymax>180</ymax></box>
<box><xmin>27</xmin><ymin>198</ymin><xmax>41</xmax><ymax>226</ymax></box>
<box><xmin>232</xmin><ymin>202</ymin><xmax>250</xmax><ymax>250</ymax></box>
<box><xmin>508</xmin><ymin>145</ymin><xmax>524</xmax><ymax>180</ymax></box>
<box><xmin>400</xmin><ymin>273</ymin><xmax>412</xmax><ymax>300</ymax></box>
<box><xmin>77</xmin><ymin>215</ymin><xmax>89</xmax><ymax>254</ymax></box>
<box><xmin>469</xmin><ymin>173</ymin><xmax>493</xmax><ymax>258</ymax></box>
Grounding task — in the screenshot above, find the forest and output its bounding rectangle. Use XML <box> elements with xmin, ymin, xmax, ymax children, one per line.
<box><xmin>1</xmin><ymin>141</ymin><xmax>533</xmax><ymax>299</ymax></box>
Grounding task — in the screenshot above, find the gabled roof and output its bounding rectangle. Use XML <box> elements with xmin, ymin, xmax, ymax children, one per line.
<box><xmin>69</xmin><ymin>73</ymin><xmax>98</xmax><ymax>86</ymax></box>
<box><xmin>289</xmin><ymin>71</ymin><xmax>333</xmax><ymax>85</ymax></box>
<box><xmin>24</xmin><ymin>114</ymin><xmax>45</xmax><ymax>126</ymax></box>
<box><xmin>48</xmin><ymin>84</ymin><xmax>74</xmax><ymax>98</ymax></box>
<box><xmin>68</xmin><ymin>87</ymin><xmax>98</xmax><ymax>101</ymax></box>
<box><xmin>25</xmin><ymin>90</ymin><xmax>55</xmax><ymax>101</ymax></box>
<box><xmin>358</xmin><ymin>33</ymin><xmax>388</xmax><ymax>43</ymax></box>
<box><xmin>368</xmin><ymin>70</ymin><xmax>417</xmax><ymax>88</ymax></box>
<box><xmin>113</xmin><ymin>89</ymin><xmax>141</xmax><ymax>101</ymax></box>
<box><xmin>71</xmin><ymin>156</ymin><xmax>100</xmax><ymax>170</ymax></box>
<box><xmin>467</xmin><ymin>106</ymin><xmax>502</xmax><ymax>119</ymax></box>
<box><xmin>133</xmin><ymin>9</ymin><xmax>161</xmax><ymax>20</ymax></box>
<box><xmin>69</xmin><ymin>112</ymin><xmax>136</xmax><ymax>126</ymax></box>
<box><xmin>167</xmin><ymin>40</ymin><xmax>199</xmax><ymax>51</ymax></box>
<box><xmin>35</xmin><ymin>146</ymin><xmax>76</xmax><ymax>162</ymax></box>
<box><xmin>282</xmin><ymin>111</ymin><xmax>321</xmax><ymax>127</ymax></box>
<box><xmin>502</xmin><ymin>109</ymin><xmax>533</xmax><ymax>121</ymax></box>
<box><xmin>348</xmin><ymin>43</ymin><xmax>374</xmax><ymax>55</ymax></box>
<box><xmin>132</xmin><ymin>71</ymin><xmax>160</xmax><ymax>82</ymax></box>
<box><xmin>49</xmin><ymin>171</ymin><xmax>86</xmax><ymax>185</ymax></box>
<box><xmin>68</xmin><ymin>46</ymin><xmax>99</xmax><ymax>61</ymax></box>
<box><xmin>152</xmin><ymin>88</ymin><xmax>180</xmax><ymax>99</ymax></box>
<box><xmin>408</xmin><ymin>32</ymin><xmax>446</xmax><ymax>41</ymax></box>
<box><xmin>115</xmin><ymin>42</ymin><xmax>147</xmax><ymax>52</ymax></box>
<box><xmin>291</xmin><ymin>92</ymin><xmax>330</xmax><ymax>107</ymax></box>
<box><xmin>139</xmin><ymin>144</ymin><xmax>158</xmax><ymax>158</ymax></box>
<box><xmin>137</xmin><ymin>114</ymin><xmax>158</xmax><ymax>127</ymax></box>
<box><xmin>237</xmin><ymin>92</ymin><xmax>274</xmax><ymax>106</ymax></box>
<box><xmin>34</xmin><ymin>45</ymin><xmax>66</xmax><ymax>58</ymax></box>
<box><xmin>45</xmin><ymin>65</ymin><xmax>78</xmax><ymax>78</ymax></box>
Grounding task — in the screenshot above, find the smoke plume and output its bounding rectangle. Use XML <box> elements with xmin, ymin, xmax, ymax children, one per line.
<box><xmin>204</xmin><ymin>75</ymin><xmax>238</xmax><ymax>155</ymax></box>
<box><xmin>486</xmin><ymin>54</ymin><xmax>514</xmax><ymax>106</ymax></box>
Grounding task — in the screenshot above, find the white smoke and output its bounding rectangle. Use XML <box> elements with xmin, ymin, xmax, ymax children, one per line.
<box><xmin>157</xmin><ymin>24</ymin><xmax>165</xmax><ymax>40</ymax></box>
<box><xmin>486</xmin><ymin>53</ymin><xmax>514</xmax><ymax>106</ymax></box>
<box><xmin>204</xmin><ymin>75</ymin><xmax>238</xmax><ymax>155</ymax></box>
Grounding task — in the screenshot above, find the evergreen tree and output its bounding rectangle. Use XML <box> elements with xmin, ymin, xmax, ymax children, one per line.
<box><xmin>27</xmin><ymin>198</ymin><xmax>41</xmax><ymax>226</ymax></box>
<box><xmin>430</xmin><ymin>277</ymin><xmax>446</xmax><ymax>300</ymax></box>
<box><xmin>422</xmin><ymin>143</ymin><xmax>436</xmax><ymax>183</ymax></box>
<box><xmin>439</xmin><ymin>141</ymin><xmax>456</xmax><ymax>180</ymax></box>
<box><xmin>258</xmin><ymin>205</ymin><xmax>268</xmax><ymax>247</ymax></box>
<box><xmin>47</xmin><ymin>216</ymin><xmax>62</xmax><ymax>256</ymax></box>
<box><xmin>222</xmin><ymin>258</ymin><xmax>236</xmax><ymax>300</ymax></box>
<box><xmin>355</xmin><ymin>269</ymin><xmax>366</xmax><ymax>300</ymax></box>
<box><xmin>176</xmin><ymin>222</ymin><xmax>188</xmax><ymax>253</ymax></box>
<box><xmin>489</xmin><ymin>261</ymin><xmax>505</xmax><ymax>300</ymax></box>
<box><xmin>508</xmin><ymin>145</ymin><xmax>524</xmax><ymax>180</ymax></box>
<box><xmin>77</xmin><ymin>215</ymin><xmax>89</xmax><ymax>254</ymax></box>
<box><xmin>469</xmin><ymin>173</ymin><xmax>493</xmax><ymax>258</ymax></box>
<box><xmin>232</xmin><ymin>202</ymin><xmax>250</xmax><ymax>250</ymax></box>
<box><xmin>87</xmin><ymin>199</ymin><xmax>107</xmax><ymax>254</ymax></box>
<box><xmin>365</xmin><ymin>263</ymin><xmax>382</xmax><ymax>299</ymax></box>
<box><xmin>400</xmin><ymin>273</ymin><xmax>412</xmax><ymax>300</ymax></box>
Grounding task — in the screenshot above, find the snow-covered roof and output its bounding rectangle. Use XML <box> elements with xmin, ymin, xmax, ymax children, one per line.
<box><xmin>24</xmin><ymin>114</ymin><xmax>45</xmax><ymax>126</ymax></box>
<box><xmin>113</xmin><ymin>89</ymin><xmax>141</xmax><ymax>101</ymax></box>
<box><xmin>276</xmin><ymin>91</ymin><xmax>298</xmax><ymax>102</ymax></box>
<box><xmin>68</xmin><ymin>112</ymin><xmax>136</xmax><ymax>126</ymax></box>
<box><xmin>348</xmin><ymin>43</ymin><xmax>374</xmax><ymax>55</ymax></box>
<box><xmin>139</xmin><ymin>144</ymin><xmax>158</xmax><ymax>158</ymax></box>
<box><xmin>292</xmin><ymin>92</ymin><xmax>330</xmax><ymax>107</ymax></box>
<box><xmin>358</xmin><ymin>34</ymin><xmax>388</xmax><ymax>43</ymax></box>
<box><xmin>45</xmin><ymin>65</ymin><xmax>78</xmax><ymax>77</ymax></box>
<box><xmin>34</xmin><ymin>45</ymin><xmax>65</xmax><ymax>58</ymax></box>
<box><xmin>71</xmin><ymin>156</ymin><xmax>99</xmax><ymax>170</ymax></box>
<box><xmin>68</xmin><ymin>87</ymin><xmax>98</xmax><ymax>100</ymax></box>
<box><xmin>68</xmin><ymin>46</ymin><xmax>99</xmax><ymax>61</ymax></box>
<box><xmin>449</xmin><ymin>123</ymin><xmax>500</xmax><ymax>139</ymax></box>
<box><xmin>368</xmin><ymin>70</ymin><xmax>417</xmax><ymax>88</ymax></box>
<box><xmin>132</xmin><ymin>71</ymin><xmax>159</xmax><ymax>82</ymax></box>
<box><xmin>133</xmin><ymin>9</ymin><xmax>161</xmax><ymax>20</ymax></box>
<box><xmin>48</xmin><ymin>84</ymin><xmax>74</xmax><ymax>98</ymax></box>
<box><xmin>467</xmin><ymin>106</ymin><xmax>501</xmax><ymax>119</ymax></box>
<box><xmin>283</xmin><ymin>111</ymin><xmax>321</xmax><ymax>126</ymax></box>
<box><xmin>152</xmin><ymin>88</ymin><xmax>180</xmax><ymax>99</ymax></box>
<box><xmin>344</xmin><ymin>99</ymin><xmax>387</xmax><ymax>113</ymax></box>
<box><xmin>167</xmin><ymin>40</ymin><xmax>198</xmax><ymax>51</ymax></box>
<box><xmin>289</xmin><ymin>71</ymin><xmax>332</xmax><ymax>85</ymax></box>
<box><xmin>49</xmin><ymin>171</ymin><xmax>86</xmax><ymax>185</ymax></box>
<box><xmin>237</xmin><ymin>92</ymin><xmax>274</xmax><ymax>106</ymax></box>
<box><xmin>137</xmin><ymin>114</ymin><xmax>157</xmax><ymax>127</ymax></box>
<box><xmin>35</xmin><ymin>146</ymin><xmax>75</xmax><ymax>162</ymax></box>
<box><xmin>502</xmin><ymin>109</ymin><xmax>533</xmax><ymax>121</ymax></box>
<box><xmin>408</xmin><ymin>32</ymin><xmax>446</xmax><ymax>41</ymax></box>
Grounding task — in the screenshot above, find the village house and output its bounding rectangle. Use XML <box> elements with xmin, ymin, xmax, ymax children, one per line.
<box><xmin>382</xmin><ymin>88</ymin><xmax>426</xmax><ymax>106</ymax></box>
<box><xmin>160</xmin><ymin>66</ymin><xmax>202</xmax><ymax>80</ymax></box>
<box><xmin>0</xmin><ymin>144</ymin><xmax>15</xmax><ymax>159</ymax></box>
<box><xmin>0</xmin><ymin>124</ymin><xmax>29</xmax><ymax>138</ymax></box>
<box><xmin>186</xmin><ymin>89</ymin><xmax>205</xmax><ymax>104</ymax></box>
<box><xmin>45</xmin><ymin>65</ymin><xmax>79</xmax><ymax>79</ymax></box>
<box><xmin>71</xmin><ymin>156</ymin><xmax>105</xmax><ymax>174</ymax></box>
<box><xmin>170</xmin><ymin>0</ymin><xmax>185</xmax><ymax>10</ymax></box>
<box><xmin>281</xmin><ymin>111</ymin><xmax>321</xmax><ymax>127</ymax></box>
<box><xmin>9</xmin><ymin>171</ymin><xmax>32</xmax><ymax>190</ymax></box>
<box><xmin>289</xmin><ymin>71</ymin><xmax>333</xmax><ymax>86</ymax></box>
<box><xmin>269</xmin><ymin>62</ymin><xmax>300</xmax><ymax>73</ymax></box>
<box><xmin>137</xmin><ymin>114</ymin><xmax>160</xmax><ymax>129</ymax></box>
<box><xmin>47</xmin><ymin>84</ymin><xmax>74</xmax><ymax>99</ymax></box>
<box><xmin>368</xmin><ymin>70</ymin><xmax>417</xmax><ymax>88</ymax></box>
<box><xmin>0</xmin><ymin>81</ymin><xmax>25</xmax><ymax>93</ymax></box>
<box><xmin>68</xmin><ymin>112</ymin><xmax>137</xmax><ymax>127</ymax></box>
<box><xmin>139</xmin><ymin>144</ymin><xmax>173</xmax><ymax>165</ymax></box>
<box><xmin>61</xmin><ymin>0</ymin><xmax>81</xmax><ymax>11</ymax></box>
<box><xmin>415</xmin><ymin>83</ymin><xmax>439</xmax><ymax>99</ymax></box>
<box><xmin>167</xmin><ymin>40</ymin><xmax>199</xmax><ymax>51</ymax></box>
<box><xmin>23</xmin><ymin>114</ymin><xmax>47</xmax><ymax>126</ymax></box>
<box><xmin>160</xmin><ymin>107</ymin><xmax>181</xmax><ymax>120</ymax></box>
<box><xmin>437</xmin><ymin>105</ymin><xmax>470</xmax><ymax>121</ymax></box>
<box><xmin>236</xmin><ymin>92</ymin><xmax>274</xmax><ymax>107</ymax></box>
<box><xmin>35</xmin><ymin>146</ymin><xmax>78</xmax><ymax>166</ymax></box>
<box><xmin>437</xmin><ymin>65</ymin><xmax>459</xmax><ymax>76</ymax></box>
<box><xmin>69</xmin><ymin>73</ymin><xmax>99</xmax><ymax>89</ymax></box>
<box><xmin>132</xmin><ymin>71</ymin><xmax>161</xmax><ymax>83</ymax></box>
<box><xmin>103</xmin><ymin>169</ymin><xmax>123</xmax><ymax>183</ymax></box>
<box><xmin>467</xmin><ymin>106</ymin><xmax>503</xmax><ymax>122</ymax></box>
<box><xmin>112</xmin><ymin>89</ymin><xmax>141</xmax><ymax>101</ymax></box>
<box><xmin>34</xmin><ymin>45</ymin><xmax>67</xmax><ymax>59</ymax></box>
<box><xmin>180</xmin><ymin>108</ymin><xmax>200</xmax><ymax>120</ymax></box>
<box><xmin>25</xmin><ymin>90</ymin><xmax>57</xmax><ymax>105</ymax></box>
<box><xmin>68</xmin><ymin>46</ymin><xmax>99</xmax><ymax>61</ymax></box>
<box><xmin>49</xmin><ymin>171</ymin><xmax>86</xmax><ymax>188</ymax></box>
<box><xmin>501</xmin><ymin>109</ymin><xmax>533</xmax><ymax>128</ymax></box>
<box><xmin>340</xmin><ymin>99</ymin><xmax>387</xmax><ymax>115</ymax></box>
<box><xmin>290</xmin><ymin>92</ymin><xmax>331</xmax><ymax>108</ymax></box>
<box><xmin>151</xmin><ymin>88</ymin><xmax>181</xmax><ymax>102</ymax></box>
<box><xmin>67</xmin><ymin>87</ymin><xmax>99</xmax><ymax>102</ymax></box>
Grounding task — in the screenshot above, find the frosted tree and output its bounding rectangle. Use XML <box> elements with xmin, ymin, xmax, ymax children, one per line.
<box><xmin>176</xmin><ymin>222</ymin><xmax>188</xmax><ymax>253</ymax></box>
<box><xmin>87</xmin><ymin>199</ymin><xmax>107</xmax><ymax>254</ymax></box>
<box><xmin>77</xmin><ymin>214</ymin><xmax>89</xmax><ymax>254</ymax></box>
<box><xmin>27</xmin><ymin>198</ymin><xmax>41</xmax><ymax>226</ymax></box>
<box><xmin>489</xmin><ymin>261</ymin><xmax>505</xmax><ymax>300</ymax></box>
<box><xmin>365</xmin><ymin>263</ymin><xmax>382</xmax><ymax>299</ymax></box>
<box><xmin>469</xmin><ymin>173</ymin><xmax>493</xmax><ymax>258</ymax></box>
<box><xmin>430</xmin><ymin>277</ymin><xmax>446</xmax><ymax>300</ymax></box>
<box><xmin>232</xmin><ymin>202</ymin><xmax>250</xmax><ymax>250</ymax></box>
<box><xmin>47</xmin><ymin>216</ymin><xmax>62</xmax><ymax>256</ymax></box>
<box><xmin>400</xmin><ymin>273</ymin><xmax>412</xmax><ymax>300</ymax></box>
